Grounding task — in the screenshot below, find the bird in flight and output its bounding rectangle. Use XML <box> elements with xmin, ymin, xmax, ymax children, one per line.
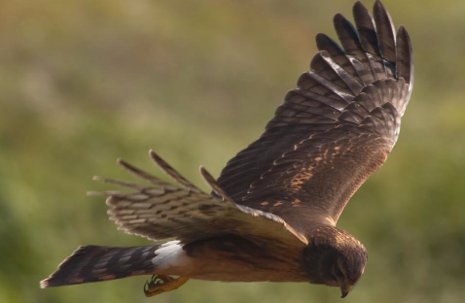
<box><xmin>41</xmin><ymin>0</ymin><xmax>412</xmax><ymax>298</ymax></box>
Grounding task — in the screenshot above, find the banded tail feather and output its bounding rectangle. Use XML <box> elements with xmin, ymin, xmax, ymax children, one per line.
<box><xmin>40</xmin><ymin>244</ymin><xmax>159</xmax><ymax>288</ymax></box>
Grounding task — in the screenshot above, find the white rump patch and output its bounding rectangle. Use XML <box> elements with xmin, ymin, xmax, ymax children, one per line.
<box><xmin>152</xmin><ymin>240</ymin><xmax>190</xmax><ymax>270</ymax></box>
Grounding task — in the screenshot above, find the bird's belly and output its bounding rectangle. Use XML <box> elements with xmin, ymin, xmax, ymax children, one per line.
<box><xmin>189</xmin><ymin>262</ymin><xmax>307</xmax><ymax>282</ymax></box>
<box><xmin>157</xmin><ymin>235</ymin><xmax>307</xmax><ymax>282</ymax></box>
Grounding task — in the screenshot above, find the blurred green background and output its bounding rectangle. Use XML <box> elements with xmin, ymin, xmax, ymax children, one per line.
<box><xmin>1</xmin><ymin>0</ymin><xmax>464</xmax><ymax>302</ymax></box>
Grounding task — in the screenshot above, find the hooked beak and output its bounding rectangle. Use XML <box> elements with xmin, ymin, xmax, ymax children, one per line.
<box><xmin>340</xmin><ymin>284</ymin><xmax>352</xmax><ymax>298</ymax></box>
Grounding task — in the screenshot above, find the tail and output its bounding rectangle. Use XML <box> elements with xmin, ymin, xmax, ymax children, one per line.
<box><xmin>40</xmin><ymin>244</ymin><xmax>159</xmax><ymax>288</ymax></box>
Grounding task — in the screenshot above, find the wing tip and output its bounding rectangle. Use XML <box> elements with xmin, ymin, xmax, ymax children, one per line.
<box><xmin>333</xmin><ymin>12</ymin><xmax>347</xmax><ymax>27</ymax></box>
<box><xmin>116</xmin><ymin>158</ymin><xmax>131</xmax><ymax>170</ymax></box>
<box><xmin>353</xmin><ymin>0</ymin><xmax>365</xmax><ymax>9</ymax></box>
<box><xmin>373</xmin><ymin>0</ymin><xmax>392</xmax><ymax>25</ymax></box>
<box><xmin>148</xmin><ymin>148</ymin><xmax>161</xmax><ymax>163</ymax></box>
<box><xmin>374</xmin><ymin>0</ymin><xmax>385</xmax><ymax>11</ymax></box>
<box><xmin>149</xmin><ymin>148</ymin><xmax>171</xmax><ymax>170</ymax></box>
<box><xmin>353</xmin><ymin>1</ymin><xmax>369</xmax><ymax>18</ymax></box>
<box><xmin>199</xmin><ymin>165</ymin><xmax>214</xmax><ymax>186</ymax></box>
<box><xmin>199</xmin><ymin>166</ymin><xmax>231</xmax><ymax>200</ymax></box>
<box><xmin>352</xmin><ymin>1</ymin><xmax>368</xmax><ymax>20</ymax></box>
<box><xmin>395</xmin><ymin>25</ymin><xmax>413</xmax><ymax>85</ymax></box>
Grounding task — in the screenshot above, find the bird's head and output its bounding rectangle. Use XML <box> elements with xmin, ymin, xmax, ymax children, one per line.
<box><xmin>301</xmin><ymin>226</ymin><xmax>368</xmax><ymax>298</ymax></box>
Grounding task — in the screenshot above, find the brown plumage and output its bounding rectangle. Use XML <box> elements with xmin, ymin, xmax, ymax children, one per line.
<box><xmin>41</xmin><ymin>1</ymin><xmax>413</xmax><ymax>298</ymax></box>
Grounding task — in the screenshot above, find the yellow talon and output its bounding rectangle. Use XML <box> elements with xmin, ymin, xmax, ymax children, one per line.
<box><xmin>143</xmin><ymin>275</ymin><xmax>189</xmax><ymax>297</ymax></box>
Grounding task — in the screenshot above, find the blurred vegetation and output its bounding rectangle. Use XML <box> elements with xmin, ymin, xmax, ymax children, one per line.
<box><xmin>1</xmin><ymin>0</ymin><xmax>464</xmax><ymax>302</ymax></box>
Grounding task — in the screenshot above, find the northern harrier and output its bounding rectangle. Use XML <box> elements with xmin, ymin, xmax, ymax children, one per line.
<box><xmin>41</xmin><ymin>0</ymin><xmax>412</xmax><ymax>298</ymax></box>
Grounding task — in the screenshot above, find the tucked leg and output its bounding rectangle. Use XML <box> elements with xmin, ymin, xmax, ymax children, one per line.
<box><xmin>143</xmin><ymin>275</ymin><xmax>189</xmax><ymax>297</ymax></box>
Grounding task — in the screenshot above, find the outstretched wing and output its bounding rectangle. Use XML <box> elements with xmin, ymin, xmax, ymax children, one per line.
<box><xmin>92</xmin><ymin>150</ymin><xmax>307</xmax><ymax>247</ymax></box>
<box><xmin>216</xmin><ymin>1</ymin><xmax>413</xmax><ymax>228</ymax></box>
